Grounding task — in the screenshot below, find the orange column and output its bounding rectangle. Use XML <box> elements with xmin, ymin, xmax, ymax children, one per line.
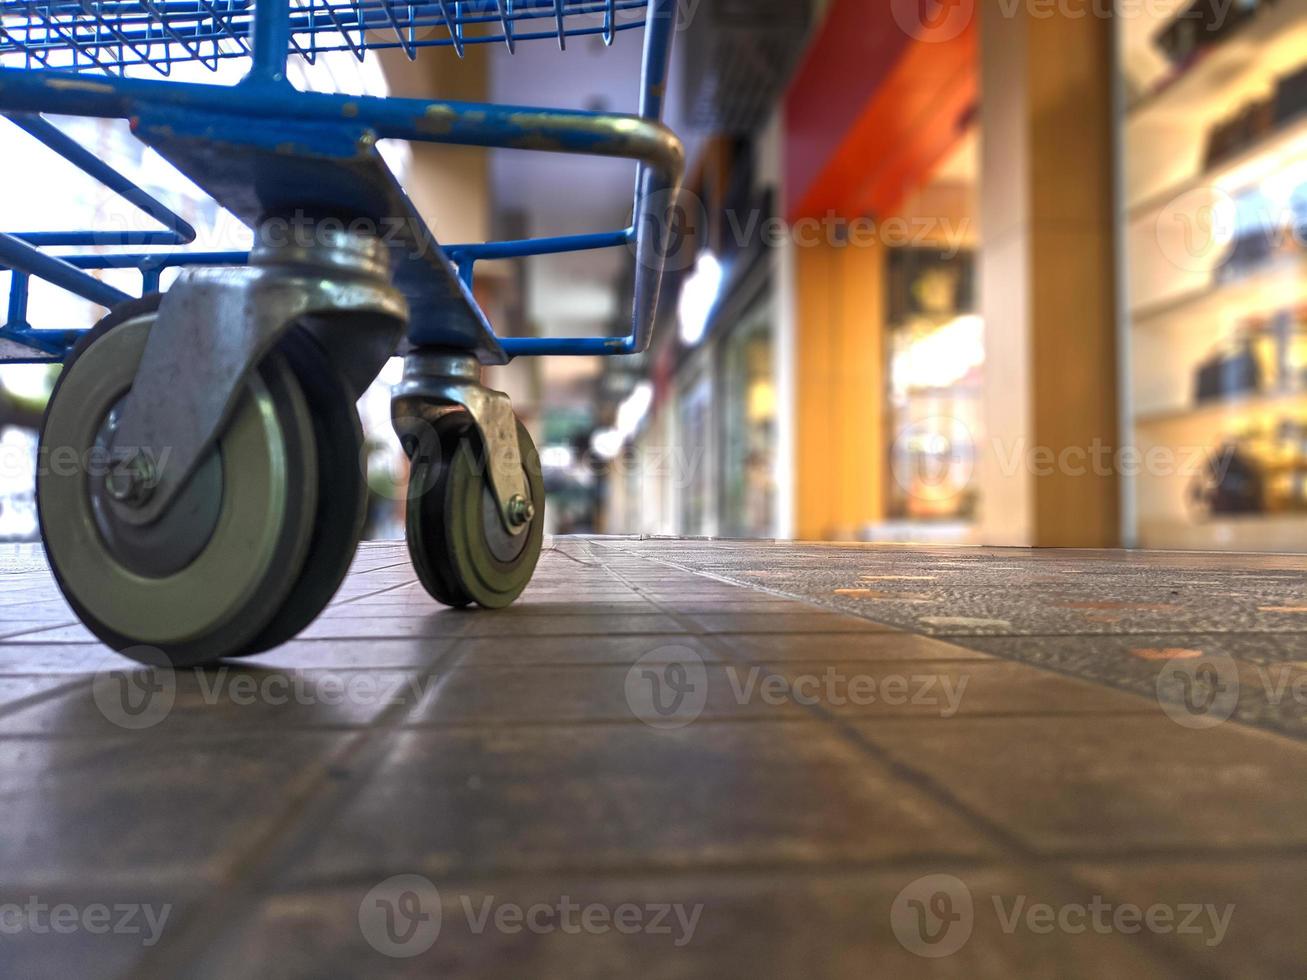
<box><xmin>795</xmin><ymin>238</ymin><xmax>885</xmax><ymax>540</ymax></box>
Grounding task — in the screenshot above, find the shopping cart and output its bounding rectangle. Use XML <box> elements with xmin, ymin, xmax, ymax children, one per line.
<box><xmin>0</xmin><ymin>0</ymin><xmax>683</xmax><ymax>665</ymax></box>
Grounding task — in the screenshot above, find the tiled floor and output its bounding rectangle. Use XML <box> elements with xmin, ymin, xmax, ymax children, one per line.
<box><xmin>0</xmin><ymin>537</ymin><xmax>1305</xmax><ymax>978</ymax></box>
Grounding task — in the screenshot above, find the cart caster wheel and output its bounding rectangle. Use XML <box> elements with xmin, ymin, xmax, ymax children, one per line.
<box><xmin>406</xmin><ymin>411</ymin><xmax>543</xmax><ymax>609</ymax></box>
<box><xmin>37</xmin><ymin>297</ymin><xmax>359</xmax><ymax>667</ymax></box>
<box><xmin>242</xmin><ymin>328</ymin><xmax>367</xmax><ymax>653</ymax></box>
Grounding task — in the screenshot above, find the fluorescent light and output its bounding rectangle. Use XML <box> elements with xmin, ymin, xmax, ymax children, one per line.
<box><xmin>616</xmin><ymin>381</ymin><xmax>653</xmax><ymax>438</ymax></box>
<box><xmin>678</xmin><ymin>252</ymin><xmax>724</xmax><ymax>347</ymax></box>
<box><xmin>891</xmin><ymin>314</ymin><xmax>985</xmax><ymax>394</ymax></box>
<box><xmin>540</xmin><ymin>445</ymin><xmax>575</xmax><ymax>469</ymax></box>
<box><xmin>591</xmin><ymin>428</ymin><xmax>623</xmax><ymax>460</ymax></box>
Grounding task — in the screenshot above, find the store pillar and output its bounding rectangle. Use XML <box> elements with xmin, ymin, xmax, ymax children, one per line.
<box><xmin>794</xmin><ymin>237</ymin><xmax>885</xmax><ymax>540</ymax></box>
<box><xmin>978</xmin><ymin>5</ymin><xmax>1120</xmax><ymax>547</ymax></box>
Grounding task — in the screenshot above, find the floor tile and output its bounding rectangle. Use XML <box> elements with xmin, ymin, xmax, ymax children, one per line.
<box><xmin>856</xmin><ymin>715</ymin><xmax>1307</xmax><ymax>855</ymax></box>
<box><xmin>279</xmin><ymin>723</ymin><xmax>999</xmax><ymax>883</ymax></box>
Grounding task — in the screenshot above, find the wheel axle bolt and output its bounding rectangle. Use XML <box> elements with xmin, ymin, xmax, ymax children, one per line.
<box><xmin>507</xmin><ymin>494</ymin><xmax>534</xmax><ymax>526</ymax></box>
<box><xmin>105</xmin><ymin>451</ymin><xmax>157</xmax><ymax>507</ymax></box>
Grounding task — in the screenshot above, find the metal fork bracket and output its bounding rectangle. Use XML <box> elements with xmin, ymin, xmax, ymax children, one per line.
<box><xmin>104</xmin><ymin>222</ymin><xmax>408</xmax><ymax>528</ymax></box>
<box><xmin>390</xmin><ymin>349</ymin><xmax>530</xmax><ymax>536</ymax></box>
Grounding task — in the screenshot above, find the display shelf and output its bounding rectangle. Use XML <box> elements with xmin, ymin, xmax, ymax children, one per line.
<box><xmin>1132</xmin><ymin>254</ymin><xmax>1307</xmax><ymax>326</ymax></box>
<box><xmin>1120</xmin><ymin>2</ymin><xmax>1307</xmax><ymax>552</ymax></box>
<box><xmin>1140</xmin><ymin>513</ymin><xmax>1307</xmax><ymax>553</ymax></box>
<box><xmin>1127</xmin><ymin>0</ymin><xmax>1307</xmax><ymax>127</ymax></box>
<box><xmin>1136</xmin><ymin>390</ymin><xmax>1307</xmax><ymax>431</ymax></box>
<box><xmin>1126</xmin><ymin>114</ymin><xmax>1307</xmax><ymax>221</ymax></box>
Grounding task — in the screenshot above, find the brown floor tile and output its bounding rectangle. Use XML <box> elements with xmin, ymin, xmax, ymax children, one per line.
<box><xmin>1067</xmin><ymin>857</ymin><xmax>1307</xmax><ymax>978</ymax></box>
<box><xmin>683</xmin><ymin>612</ymin><xmax>895</xmax><ymax>634</ymax></box>
<box><xmin>454</xmin><ymin>614</ymin><xmax>686</xmax><ymax>638</ymax></box>
<box><xmin>177</xmin><ymin>868</ymin><xmax>1184</xmax><ymax>980</ymax></box>
<box><xmin>856</xmin><ymin>715</ymin><xmax>1307</xmax><ymax>855</ymax></box>
<box><xmin>240</xmin><ymin>638</ymin><xmax>454</xmax><ymax>670</ymax></box>
<box><xmin>0</xmin><ymin>665</ymin><xmax>432</xmax><ymax>735</ymax></box>
<box><xmin>0</xmin><ymin>644</ymin><xmax>112</xmax><ymax>674</ymax></box>
<box><xmin>407</xmin><ymin>664</ymin><xmax>806</xmax><ymax>726</ymax></box>
<box><xmin>0</xmin><ymin>884</ymin><xmax>190</xmax><ymax>980</ymax></box>
<box><xmin>278</xmin><ymin>723</ymin><xmax>1000</xmax><ymax>884</ymax></box>
<box><xmin>0</xmin><ymin>675</ymin><xmax>82</xmax><ymax>708</ymax></box>
<box><xmin>454</xmin><ymin>634</ymin><xmax>725</xmax><ymax>667</ymax></box>
<box><xmin>0</xmin><ymin>732</ymin><xmax>354</xmax><ymax>889</ymax></box>
<box><xmin>718</xmin><ymin>631</ymin><xmax>993</xmax><ymax>662</ymax></box>
<box><xmin>763</xmin><ymin>660</ymin><xmax>1160</xmax><ymax>718</ymax></box>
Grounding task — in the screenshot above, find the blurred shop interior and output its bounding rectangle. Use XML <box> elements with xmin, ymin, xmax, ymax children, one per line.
<box><xmin>1</xmin><ymin>0</ymin><xmax>1306</xmax><ymax>550</ymax></box>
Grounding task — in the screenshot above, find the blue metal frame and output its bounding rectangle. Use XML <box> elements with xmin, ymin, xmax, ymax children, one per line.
<box><xmin>0</xmin><ymin>0</ymin><xmax>682</xmax><ymax>363</ymax></box>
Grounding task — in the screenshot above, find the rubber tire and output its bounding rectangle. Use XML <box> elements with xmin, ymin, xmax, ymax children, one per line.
<box><xmin>406</xmin><ymin>411</ymin><xmax>543</xmax><ymax>609</ymax></box>
<box><xmin>38</xmin><ymin>296</ymin><xmax>317</xmax><ymax>667</ymax></box>
<box><xmin>242</xmin><ymin>328</ymin><xmax>367</xmax><ymax>653</ymax></box>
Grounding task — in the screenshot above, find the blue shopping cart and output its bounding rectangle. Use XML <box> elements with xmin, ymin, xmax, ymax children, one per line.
<box><xmin>0</xmin><ymin>0</ymin><xmax>684</xmax><ymax>665</ymax></box>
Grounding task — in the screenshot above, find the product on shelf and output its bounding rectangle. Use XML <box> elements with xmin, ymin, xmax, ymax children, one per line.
<box><xmin>1204</xmin><ymin>96</ymin><xmax>1277</xmax><ymax>168</ymax></box>
<box><xmin>1275</xmin><ymin>63</ymin><xmax>1307</xmax><ymax>126</ymax></box>
<box><xmin>1189</xmin><ymin>418</ymin><xmax>1307</xmax><ymax>517</ymax></box>
<box><xmin>1217</xmin><ymin>179</ymin><xmax>1306</xmax><ymax>284</ymax></box>
<box><xmin>1154</xmin><ymin>0</ymin><xmax>1273</xmax><ymax>68</ymax></box>
<box><xmin>1193</xmin><ymin>307</ymin><xmax>1307</xmax><ymax>404</ymax></box>
<box><xmin>1189</xmin><ymin>441</ymin><xmax>1266</xmax><ymax>515</ymax></box>
<box><xmin>1204</xmin><ymin>61</ymin><xmax>1307</xmax><ymax>169</ymax></box>
<box><xmin>1194</xmin><ymin>317</ymin><xmax>1263</xmax><ymax>403</ymax></box>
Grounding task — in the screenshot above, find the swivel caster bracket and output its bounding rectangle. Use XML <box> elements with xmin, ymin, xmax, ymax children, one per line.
<box><xmin>391</xmin><ymin>349</ymin><xmax>532</xmax><ymax>536</ymax></box>
<box><xmin>104</xmin><ymin>224</ymin><xmax>408</xmax><ymax>526</ymax></box>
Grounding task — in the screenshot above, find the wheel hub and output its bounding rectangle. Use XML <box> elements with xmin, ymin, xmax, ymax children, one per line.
<box><xmin>89</xmin><ymin>397</ymin><xmax>225</xmax><ymax>579</ymax></box>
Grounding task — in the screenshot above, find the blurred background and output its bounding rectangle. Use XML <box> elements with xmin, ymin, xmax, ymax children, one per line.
<box><xmin>2</xmin><ymin>0</ymin><xmax>1306</xmax><ymax>549</ymax></box>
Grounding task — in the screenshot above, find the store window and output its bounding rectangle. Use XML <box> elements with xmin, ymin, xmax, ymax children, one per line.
<box><xmin>1120</xmin><ymin>1</ymin><xmax>1307</xmax><ymax>550</ymax></box>
<box><xmin>677</xmin><ymin>364</ymin><xmax>714</xmax><ymax>536</ymax></box>
<box><xmin>719</xmin><ymin>298</ymin><xmax>776</xmax><ymax>537</ymax></box>
<box><xmin>885</xmin><ymin>247</ymin><xmax>982</xmax><ymax>526</ymax></box>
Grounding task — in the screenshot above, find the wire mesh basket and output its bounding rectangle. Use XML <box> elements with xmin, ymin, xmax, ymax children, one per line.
<box><xmin>0</xmin><ymin>0</ymin><xmax>650</xmax><ymax>75</ymax></box>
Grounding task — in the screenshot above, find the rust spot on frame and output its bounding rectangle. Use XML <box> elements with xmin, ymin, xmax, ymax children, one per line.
<box><xmin>418</xmin><ymin>104</ymin><xmax>457</xmax><ymax>135</ymax></box>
